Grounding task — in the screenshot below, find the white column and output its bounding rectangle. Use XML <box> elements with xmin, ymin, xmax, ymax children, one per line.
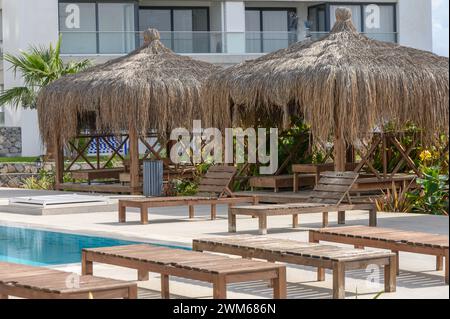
<box><xmin>223</xmin><ymin>1</ymin><xmax>245</xmax><ymax>53</ymax></box>
<box><xmin>397</xmin><ymin>0</ymin><xmax>433</xmax><ymax>52</ymax></box>
<box><xmin>2</xmin><ymin>0</ymin><xmax>59</xmax><ymax>156</ymax></box>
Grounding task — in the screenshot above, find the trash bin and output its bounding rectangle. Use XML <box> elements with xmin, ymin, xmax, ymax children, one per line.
<box><xmin>143</xmin><ymin>160</ymin><xmax>163</xmax><ymax>197</ymax></box>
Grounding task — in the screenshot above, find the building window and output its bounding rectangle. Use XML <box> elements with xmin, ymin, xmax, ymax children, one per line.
<box><xmin>245</xmin><ymin>8</ymin><xmax>298</xmax><ymax>53</ymax></box>
<box><xmin>139</xmin><ymin>7</ymin><xmax>210</xmax><ymax>53</ymax></box>
<box><xmin>58</xmin><ymin>1</ymin><xmax>137</xmax><ymax>54</ymax></box>
<box><xmin>308</xmin><ymin>3</ymin><xmax>397</xmax><ymax>43</ymax></box>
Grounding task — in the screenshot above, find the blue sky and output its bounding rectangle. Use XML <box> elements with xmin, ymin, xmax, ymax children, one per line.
<box><xmin>433</xmin><ymin>0</ymin><xmax>449</xmax><ymax>56</ymax></box>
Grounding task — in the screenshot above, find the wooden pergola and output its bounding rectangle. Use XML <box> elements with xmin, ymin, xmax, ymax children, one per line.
<box><xmin>202</xmin><ymin>8</ymin><xmax>449</xmax><ymax>173</ymax></box>
<box><xmin>37</xmin><ymin>29</ymin><xmax>220</xmax><ymax>194</ymax></box>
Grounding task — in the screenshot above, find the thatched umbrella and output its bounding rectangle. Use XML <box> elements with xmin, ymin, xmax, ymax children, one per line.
<box><xmin>203</xmin><ymin>8</ymin><xmax>449</xmax><ymax>171</ymax></box>
<box><xmin>37</xmin><ymin>29</ymin><xmax>220</xmax><ymax>192</ymax></box>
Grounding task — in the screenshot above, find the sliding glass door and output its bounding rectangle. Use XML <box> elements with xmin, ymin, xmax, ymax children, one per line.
<box><xmin>308</xmin><ymin>3</ymin><xmax>397</xmax><ymax>43</ymax></box>
<box><xmin>246</xmin><ymin>8</ymin><xmax>298</xmax><ymax>53</ymax></box>
<box><xmin>59</xmin><ymin>1</ymin><xmax>137</xmax><ymax>54</ymax></box>
<box><xmin>139</xmin><ymin>7</ymin><xmax>210</xmax><ymax>53</ymax></box>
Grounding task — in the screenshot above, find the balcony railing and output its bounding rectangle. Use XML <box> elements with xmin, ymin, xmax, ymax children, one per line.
<box><xmin>59</xmin><ymin>31</ymin><xmax>398</xmax><ymax>55</ymax></box>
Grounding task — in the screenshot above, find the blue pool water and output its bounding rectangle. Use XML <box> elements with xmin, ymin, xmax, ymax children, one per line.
<box><xmin>0</xmin><ymin>225</ymin><xmax>145</xmax><ymax>266</ymax></box>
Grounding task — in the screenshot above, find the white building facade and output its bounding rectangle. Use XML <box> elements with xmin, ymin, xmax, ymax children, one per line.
<box><xmin>0</xmin><ymin>0</ymin><xmax>433</xmax><ymax>156</ymax></box>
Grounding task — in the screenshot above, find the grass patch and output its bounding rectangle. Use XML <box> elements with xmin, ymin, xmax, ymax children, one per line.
<box><xmin>0</xmin><ymin>157</ymin><xmax>40</xmax><ymax>163</ymax></box>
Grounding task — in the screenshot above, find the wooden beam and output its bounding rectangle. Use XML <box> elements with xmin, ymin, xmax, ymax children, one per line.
<box><xmin>54</xmin><ymin>138</ymin><xmax>64</xmax><ymax>190</ymax></box>
<box><xmin>67</xmin><ymin>139</ymin><xmax>95</xmax><ymax>170</ymax></box>
<box><xmin>354</xmin><ymin>135</ymin><xmax>382</xmax><ymax>172</ymax></box>
<box><xmin>390</xmin><ymin>136</ymin><xmax>422</xmax><ymax>177</ymax></box>
<box><xmin>101</xmin><ymin>136</ymin><xmax>127</xmax><ymax>169</ymax></box>
<box><xmin>129</xmin><ymin>128</ymin><xmax>141</xmax><ymax>195</ymax></box>
<box><xmin>334</xmin><ymin>119</ymin><xmax>346</xmax><ymax>172</ymax></box>
<box><xmin>391</xmin><ymin>137</ymin><xmax>418</xmax><ymax>176</ymax></box>
<box><xmin>382</xmin><ymin>134</ymin><xmax>388</xmax><ymax>178</ymax></box>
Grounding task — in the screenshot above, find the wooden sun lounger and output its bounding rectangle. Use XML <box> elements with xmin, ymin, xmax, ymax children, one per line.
<box><xmin>118</xmin><ymin>166</ymin><xmax>258</xmax><ymax>224</ymax></box>
<box><xmin>82</xmin><ymin>244</ymin><xmax>286</xmax><ymax>299</ymax></box>
<box><xmin>0</xmin><ymin>262</ymin><xmax>137</xmax><ymax>299</ymax></box>
<box><xmin>193</xmin><ymin>235</ymin><xmax>396</xmax><ymax>299</ymax></box>
<box><xmin>309</xmin><ymin>226</ymin><xmax>449</xmax><ymax>284</ymax></box>
<box><xmin>229</xmin><ymin>172</ymin><xmax>377</xmax><ymax>235</ymax></box>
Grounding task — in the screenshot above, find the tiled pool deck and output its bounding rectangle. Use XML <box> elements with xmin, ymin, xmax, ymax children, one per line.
<box><xmin>0</xmin><ymin>188</ymin><xmax>448</xmax><ymax>299</ymax></box>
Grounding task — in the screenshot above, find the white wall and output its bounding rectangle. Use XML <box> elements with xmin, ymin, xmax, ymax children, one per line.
<box><xmin>397</xmin><ymin>0</ymin><xmax>433</xmax><ymax>51</ymax></box>
<box><xmin>2</xmin><ymin>0</ymin><xmax>59</xmax><ymax>156</ymax></box>
<box><xmin>223</xmin><ymin>1</ymin><xmax>246</xmax><ymax>53</ymax></box>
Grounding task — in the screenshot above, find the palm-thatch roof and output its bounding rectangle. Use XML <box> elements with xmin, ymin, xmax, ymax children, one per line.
<box><xmin>202</xmin><ymin>8</ymin><xmax>449</xmax><ymax>146</ymax></box>
<box><xmin>37</xmin><ymin>29</ymin><xmax>221</xmax><ymax>144</ymax></box>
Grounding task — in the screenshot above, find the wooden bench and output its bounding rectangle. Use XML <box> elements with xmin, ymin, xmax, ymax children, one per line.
<box><xmin>0</xmin><ymin>261</ymin><xmax>137</xmax><ymax>299</ymax></box>
<box><xmin>193</xmin><ymin>235</ymin><xmax>396</xmax><ymax>299</ymax></box>
<box><xmin>118</xmin><ymin>166</ymin><xmax>258</xmax><ymax>224</ymax></box>
<box><xmin>70</xmin><ymin>168</ymin><xmax>124</xmax><ymax>185</ymax></box>
<box><xmin>292</xmin><ymin>163</ymin><xmax>358</xmax><ymax>191</ymax></box>
<box><xmin>310</xmin><ymin>226</ymin><xmax>449</xmax><ymax>284</ymax></box>
<box><xmin>249</xmin><ymin>174</ymin><xmax>315</xmax><ymax>192</ymax></box>
<box><xmin>82</xmin><ymin>244</ymin><xmax>286</xmax><ymax>299</ymax></box>
<box><xmin>229</xmin><ymin>172</ymin><xmax>377</xmax><ymax>234</ymax></box>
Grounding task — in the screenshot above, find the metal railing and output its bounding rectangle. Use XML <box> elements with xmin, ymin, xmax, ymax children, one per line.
<box><xmin>59</xmin><ymin>30</ymin><xmax>398</xmax><ymax>55</ymax></box>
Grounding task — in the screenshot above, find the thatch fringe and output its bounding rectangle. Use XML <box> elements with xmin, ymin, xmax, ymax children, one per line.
<box><xmin>201</xmin><ymin>8</ymin><xmax>449</xmax><ymax>146</ymax></box>
<box><xmin>37</xmin><ymin>29</ymin><xmax>221</xmax><ymax>145</ymax></box>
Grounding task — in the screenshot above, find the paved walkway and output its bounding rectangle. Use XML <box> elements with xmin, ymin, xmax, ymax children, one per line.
<box><xmin>0</xmin><ymin>189</ymin><xmax>448</xmax><ymax>299</ymax></box>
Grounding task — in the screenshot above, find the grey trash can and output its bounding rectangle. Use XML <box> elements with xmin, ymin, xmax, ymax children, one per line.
<box><xmin>143</xmin><ymin>160</ymin><xmax>163</xmax><ymax>197</ymax></box>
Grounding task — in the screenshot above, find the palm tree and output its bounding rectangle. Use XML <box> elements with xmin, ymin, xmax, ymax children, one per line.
<box><xmin>0</xmin><ymin>36</ymin><xmax>91</xmax><ymax>109</ymax></box>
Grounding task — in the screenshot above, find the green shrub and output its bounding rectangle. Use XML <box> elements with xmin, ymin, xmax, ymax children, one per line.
<box><xmin>22</xmin><ymin>169</ymin><xmax>55</xmax><ymax>190</ymax></box>
<box><xmin>374</xmin><ymin>181</ymin><xmax>415</xmax><ymax>213</ymax></box>
<box><xmin>408</xmin><ymin>166</ymin><xmax>449</xmax><ymax>215</ymax></box>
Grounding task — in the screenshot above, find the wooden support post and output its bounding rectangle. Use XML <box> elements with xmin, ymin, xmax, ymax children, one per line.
<box><xmin>54</xmin><ymin>138</ymin><xmax>64</xmax><ymax>190</ymax></box>
<box><xmin>211</xmin><ymin>204</ymin><xmax>217</xmax><ymax>220</ymax></box>
<box><xmin>292</xmin><ymin>214</ymin><xmax>299</xmax><ymax>228</ymax></box>
<box><xmin>138</xmin><ymin>269</ymin><xmax>149</xmax><ymax>281</ymax></box>
<box><xmin>273</xmin><ymin>268</ymin><xmax>287</xmax><ymax>299</ymax></box>
<box><xmin>293</xmin><ymin>172</ymin><xmax>299</xmax><ymax>193</ymax></box>
<box><xmin>332</xmin><ymin>262</ymin><xmax>346</xmax><ymax>299</ymax></box>
<box><xmin>81</xmin><ymin>251</ymin><xmax>93</xmax><ymax>276</ymax></box>
<box><xmin>140</xmin><ymin>207</ymin><xmax>149</xmax><ymax>225</ymax></box>
<box><xmin>189</xmin><ymin>205</ymin><xmax>195</xmax><ymax>219</ymax></box>
<box><xmin>337</xmin><ymin>211</ymin><xmax>345</xmax><ymax>224</ymax></box>
<box><xmin>96</xmin><ymin>136</ymin><xmax>100</xmax><ymax>169</ymax></box>
<box><xmin>334</xmin><ymin>120</ymin><xmax>346</xmax><ymax>172</ymax></box>
<box><xmin>369</xmin><ymin>208</ymin><xmax>377</xmax><ymax>227</ymax></box>
<box><xmin>258</xmin><ymin>215</ymin><xmax>268</xmax><ymax>235</ymax></box>
<box><xmin>392</xmin><ymin>250</ymin><xmax>400</xmax><ymax>275</ymax></box>
<box><xmin>118</xmin><ymin>203</ymin><xmax>126</xmax><ymax>223</ymax></box>
<box><xmin>384</xmin><ymin>256</ymin><xmax>397</xmax><ymax>293</ymax></box>
<box><xmin>228</xmin><ymin>211</ymin><xmax>236</xmax><ymax>233</ymax></box>
<box><xmin>129</xmin><ymin>127</ymin><xmax>140</xmax><ymax>195</ymax></box>
<box><xmin>445</xmin><ymin>249</ymin><xmax>449</xmax><ymax>285</ymax></box>
<box><xmin>127</xmin><ymin>286</ymin><xmax>138</xmax><ymax>299</ymax></box>
<box><xmin>317</xmin><ymin>267</ymin><xmax>326</xmax><ymax>281</ymax></box>
<box><xmin>161</xmin><ymin>274</ymin><xmax>170</xmax><ymax>299</ymax></box>
<box><xmin>213</xmin><ymin>275</ymin><xmax>227</xmax><ymax>299</ymax></box>
<box><xmin>382</xmin><ymin>134</ymin><xmax>388</xmax><ymax>178</ymax></box>
<box><xmin>436</xmin><ymin>256</ymin><xmax>444</xmax><ymax>271</ymax></box>
<box><xmin>322</xmin><ymin>212</ymin><xmax>329</xmax><ymax>227</ymax></box>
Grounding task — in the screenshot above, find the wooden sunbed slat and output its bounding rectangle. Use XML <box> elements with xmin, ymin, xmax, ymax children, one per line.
<box><xmin>310</xmin><ymin>226</ymin><xmax>449</xmax><ymax>284</ymax></box>
<box><xmin>193</xmin><ymin>237</ymin><xmax>390</xmax><ymax>262</ymax></box>
<box><xmin>192</xmin><ymin>235</ymin><xmax>396</xmax><ymax>298</ymax></box>
<box><xmin>0</xmin><ymin>262</ymin><xmax>137</xmax><ymax>298</ymax></box>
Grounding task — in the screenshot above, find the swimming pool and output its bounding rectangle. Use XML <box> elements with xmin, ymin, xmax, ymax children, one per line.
<box><xmin>0</xmin><ymin>225</ymin><xmax>146</xmax><ymax>266</ymax></box>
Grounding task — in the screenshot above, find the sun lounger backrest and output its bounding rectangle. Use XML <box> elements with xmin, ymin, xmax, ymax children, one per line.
<box><xmin>309</xmin><ymin>171</ymin><xmax>359</xmax><ymax>205</ymax></box>
<box><xmin>197</xmin><ymin>166</ymin><xmax>237</xmax><ymax>198</ymax></box>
